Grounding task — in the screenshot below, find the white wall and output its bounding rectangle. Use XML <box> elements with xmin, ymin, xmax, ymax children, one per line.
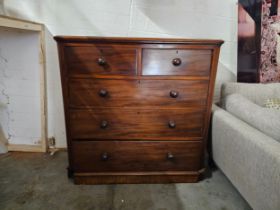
<box><xmin>0</xmin><ymin>0</ymin><xmax>238</xmax><ymax>148</ymax></box>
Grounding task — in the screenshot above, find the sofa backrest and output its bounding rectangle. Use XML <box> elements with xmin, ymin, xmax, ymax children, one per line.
<box><xmin>220</xmin><ymin>82</ymin><xmax>280</xmax><ymax>106</ymax></box>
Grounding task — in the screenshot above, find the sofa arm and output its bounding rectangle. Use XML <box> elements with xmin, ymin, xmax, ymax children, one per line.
<box><xmin>212</xmin><ymin>106</ymin><xmax>280</xmax><ymax>210</ymax></box>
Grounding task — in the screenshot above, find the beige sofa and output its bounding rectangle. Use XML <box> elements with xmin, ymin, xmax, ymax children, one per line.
<box><xmin>211</xmin><ymin>82</ymin><xmax>280</xmax><ymax>210</ymax></box>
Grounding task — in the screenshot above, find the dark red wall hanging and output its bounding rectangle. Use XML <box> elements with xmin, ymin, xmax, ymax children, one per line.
<box><xmin>238</xmin><ymin>0</ymin><xmax>280</xmax><ymax>82</ymax></box>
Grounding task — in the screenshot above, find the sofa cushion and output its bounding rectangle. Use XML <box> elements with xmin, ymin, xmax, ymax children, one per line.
<box><xmin>224</xmin><ymin>93</ymin><xmax>280</xmax><ymax>142</ymax></box>
<box><xmin>265</xmin><ymin>98</ymin><xmax>280</xmax><ymax>110</ymax></box>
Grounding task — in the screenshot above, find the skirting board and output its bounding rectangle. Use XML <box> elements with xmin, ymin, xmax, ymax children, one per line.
<box><xmin>7</xmin><ymin>144</ymin><xmax>44</xmax><ymax>153</ymax></box>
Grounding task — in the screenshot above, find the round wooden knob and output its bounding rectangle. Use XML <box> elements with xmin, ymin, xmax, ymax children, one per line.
<box><xmin>167</xmin><ymin>152</ymin><xmax>174</xmax><ymax>160</ymax></box>
<box><xmin>97</xmin><ymin>57</ymin><xmax>106</xmax><ymax>66</ymax></box>
<box><xmin>170</xmin><ymin>90</ymin><xmax>179</xmax><ymax>98</ymax></box>
<box><xmin>99</xmin><ymin>89</ymin><xmax>108</xmax><ymax>97</ymax></box>
<box><xmin>168</xmin><ymin>120</ymin><xmax>176</xmax><ymax>129</ymax></box>
<box><xmin>100</xmin><ymin>120</ymin><xmax>108</xmax><ymax>129</ymax></box>
<box><xmin>172</xmin><ymin>58</ymin><xmax>182</xmax><ymax>66</ymax></box>
<box><xmin>101</xmin><ymin>152</ymin><xmax>108</xmax><ymax>161</ymax></box>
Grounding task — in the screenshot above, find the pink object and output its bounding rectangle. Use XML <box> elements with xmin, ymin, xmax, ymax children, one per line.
<box><xmin>260</xmin><ymin>0</ymin><xmax>280</xmax><ymax>82</ymax></box>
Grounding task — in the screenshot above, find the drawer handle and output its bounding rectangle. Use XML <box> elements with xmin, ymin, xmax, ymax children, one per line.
<box><xmin>101</xmin><ymin>152</ymin><xmax>109</xmax><ymax>161</ymax></box>
<box><xmin>97</xmin><ymin>57</ymin><xmax>106</xmax><ymax>66</ymax></box>
<box><xmin>100</xmin><ymin>120</ymin><xmax>108</xmax><ymax>129</ymax></box>
<box><xmin>167</xmin><ymin>152</ymin><xmax>174</xmax><ymax>160</ymax></box>
<box><xmin>172</xmin><ymin>58</ymin><xmax>182</xmax><ymax>66</ymax></box>
<box><xmin>170</xmin><ymin>90</ymin><xmax>179</xmax><ymax>98</ymax></box>
<box><xmin>168</xmin><ymin>120</ymin><xmax>176</xmax><ymax>129</ymax></box>
<box><xmin>99</xmin><ymin>89</ymin><xmax>108</xmax><ymax>97</ymax></box>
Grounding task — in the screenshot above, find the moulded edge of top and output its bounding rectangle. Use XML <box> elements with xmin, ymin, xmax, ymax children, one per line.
<box><xmin>53</xmin><ymin>36</ymin><xmax>224</xmax><ymax>46</ymax></box>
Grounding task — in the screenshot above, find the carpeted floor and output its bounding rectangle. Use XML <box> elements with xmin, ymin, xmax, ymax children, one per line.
<box><xmin>0</xmin><ymin>151</ymin><xmax>251</xmax><ymax>210</ymax></box>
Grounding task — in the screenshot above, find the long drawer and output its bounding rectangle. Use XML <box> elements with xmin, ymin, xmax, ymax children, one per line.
<box><xmin>69</xmin><ymin>108</ymin><xmax>205</xmax><ymax>140</ymax></box>
<box><xmin>71</xmin><ymin>141</ymin><xmax>202</xmax><ymax>173</ymax></box>
<box><xmin>68</xmin><ymin>79</ymin><xmax>209</xmax><ymax>108</ymax></box>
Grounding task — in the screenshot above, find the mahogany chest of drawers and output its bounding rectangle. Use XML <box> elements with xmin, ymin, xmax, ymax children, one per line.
<box><xmin>54</xmin><ymin>36</ymin><xmax>223</xmax><ymax>184</ymax></box>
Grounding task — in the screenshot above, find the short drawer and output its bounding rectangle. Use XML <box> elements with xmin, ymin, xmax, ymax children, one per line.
<box><xmin>64</xmin><ymin>45</ymin><xmax>137</xmax><ymax>76</ymax></box>
<box><xmin>142</xmin><ymin>49</ymin><xmax>212</xmax><ymax>76</ymax></box>
<box><xmin>71</xmin><ymin>141</ymin><xmax>202</xmax><ymax>172</ymax></box>
<box><xmin>68</xmin><ymin>79</ymin><xmax>209</xmax><ymax>108</ymax></box>
<box><xmin>69</xmin><ymin>108</ymin><xmax>205</xmax><ymax>140</ymax></box>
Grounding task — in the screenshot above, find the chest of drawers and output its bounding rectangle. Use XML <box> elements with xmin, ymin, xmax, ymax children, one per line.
<box><xmin>54</xmin><ymin>37</ymin><xmax>223</xmax><ymax>184</ymax></box>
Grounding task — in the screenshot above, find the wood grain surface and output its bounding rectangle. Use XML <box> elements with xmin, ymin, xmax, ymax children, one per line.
<box><xmin>64</xmin><ymin>45</ymin><xmax>137</xmax><ymax>76</ymax></box>
<box><xmin>68</xmin><ymin>79</ymin><xmax>209</xmax><ymax>108</ymax></box>
<box><xmin>69</xmin><ymin>108</ymin><xmax>205</xmax><ymax>140</ymax></box>
<box><xmin>142</xmin><ymin>49</ymin><xmax>212</xmax><ymax>76</ymax></box>
<box><xmin>55</xmin><ymin>37</ymin><xmax>223</xmax><ymax>184</ymax></box>
<box><xmin>71</xmin><ymin>141</ymin><xmax>202</xmax><ymax>172</ymax></box>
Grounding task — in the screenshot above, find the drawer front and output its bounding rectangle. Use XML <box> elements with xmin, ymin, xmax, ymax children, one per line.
<box><xmin>142</xmin><ymin>49</ymin><xmax>212</xmax><ymax>76</ymax></box>
<box><xmin>64</xmin><ymin>45</ymin><xmax>137</xmax><ymax>76</ymax></box>
<box><xmin>68</xmin><ymin>79</ymin><xmax>209</xmax><ymax>108</ymax></box>
<box><xmin>71</xmin><ymin>141</ymin><xmax>202</xmax><ymax>172</ymax></box>
<box><xmin>69</xmin><ymin>108</ymin><xmax>205</xmax><ymax>140</ymax></box>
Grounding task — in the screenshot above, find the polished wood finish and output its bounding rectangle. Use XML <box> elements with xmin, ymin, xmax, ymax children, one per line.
<box><xmin>54</xmin><ymin>36</ymin><xmax>224</xmax><ymax>45</ymax></box>
<box><xmin>69</xmin><ymin>108</ymin><xmax>205</xmax><ymax>140</ymax></box>
<box><xmin>64</xmin><ymin>45</ymin><xmax>137</xmax><ymax>76</ymax></box>
<box><xmin>54</xmin><ymin>36</ymin><xmax>223</xmax><ymax>184</ymax></box>
<box><xmin>72</xmin><ymin>141</ymin><xmax>202</xmax><ymax>172</ymax></box>
<box><xmin>74</xmin><ymin>171</ymin><xmax>203</xmax><ymax>184</ymax></box>
<box><xmin>142</xmin><ymin>49</ymin><xmax>212</xmax><ymax>76</ymax></box>
<box><xmin>68</xmin><ymin>79</ymin><xmax>209</xmax><ymax>108</ymax></box>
